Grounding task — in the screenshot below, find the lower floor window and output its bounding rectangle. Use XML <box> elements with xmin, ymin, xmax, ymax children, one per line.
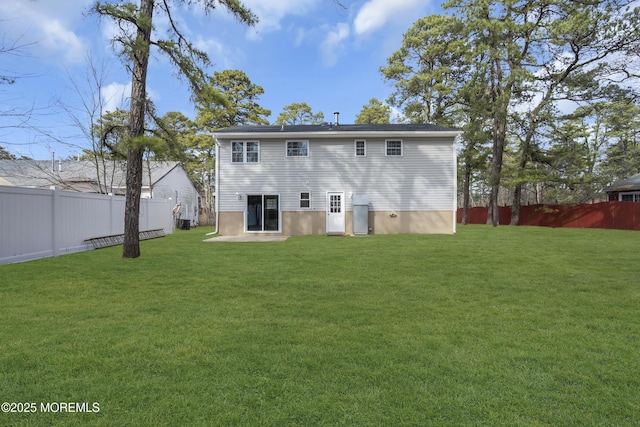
<box><xmin>300</xmin><ymin>192</ymin><xmax>311</xmax><ymax>208</ymax></box>
<box><xmin>246</xmin><ymin>194</ymin><xmax>279</xmax><ymax>231</ymax></box>
<box><xmin>620</xmin><ymin>192</ymin><xmax>640</xmax><ymax>202</ymax></box>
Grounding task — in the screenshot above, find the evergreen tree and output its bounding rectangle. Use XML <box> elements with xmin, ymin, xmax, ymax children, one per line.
<box><xmin>355</xmin><ymin>98</ymin><xmax>391</xmax><ymax>124</ymax></box>
<box><xmin>275</xmin><ymin>102</ymin><xmax>324</xmax><ymax>125</ymax></box>
<box><xmin>91</xmin><ymin>0</ymin><xmax>256</xmax><ymax>258</ymax></box>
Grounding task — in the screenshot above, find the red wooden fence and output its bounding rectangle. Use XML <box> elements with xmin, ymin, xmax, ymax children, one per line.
<box><xmin>457</xmin><ymin>202</ymin><xmax>640</xmax><ymax>231</ymax></box>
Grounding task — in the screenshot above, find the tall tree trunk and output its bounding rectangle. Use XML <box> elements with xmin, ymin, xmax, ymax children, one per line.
<box><xmin>511</xmin><ymin>184</ymin><xmax>522</xmax><ymax>225</ymax></box>
<box><xmin>489</xmin><ymin>117</ymin><xmax>507</xmax><ymax>226</ymax></box>
<box><xmin>123</xmin><ymin>148</ymin><xmax>143</xmax><ymax>257</ymax></box>
<box><xmin>487</xmin><ymin>47</ymin><xmax>509</xmax><ymax>227</ymax></box>
<box><xmin>486</xmin><ymin>199</ymin><xmax>494</xmax><ymax>225</ymax></box>
<box><xmin>512</xmin><ymin>113</ymin><xmax>538</xmax><ymax>225</ymax></box>
<box><xmin>511</xmin><ymin>141</ymin><xmax>530</xmax><ymax>225</ymax></box>
<box><xmin>510</xmin><ymin>140</ymin><xmax>528</xmax><ymax>226</ymax></box>
<box><xmin>123</xmin><ymin>0</ymin><xmax>153</xmax><ymax>259</ymax></box>
<box><xmin>462</xmin><ymin>163</ymin><xmax>471</xmax><ymax>225</ymax></box>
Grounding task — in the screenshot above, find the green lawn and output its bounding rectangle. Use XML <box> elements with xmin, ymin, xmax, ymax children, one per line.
<box><xmin>1</xmin><ymin>225</ymin><xmax>639</xmax><ymax>426</ymax></box>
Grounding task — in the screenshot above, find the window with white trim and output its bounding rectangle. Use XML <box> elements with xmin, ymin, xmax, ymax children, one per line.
<box><xmin>286</xmin><ymin>141</ymin><xmax>309</xmax><ymax>157</ymax></box>
<box><xmin>231</xmin><ymin>141</ymin><xmax>260</xmax><ymax>163</ymax></box>
<box><xmin>300</xmin><ymin>192</ymin><xmax>311</xmax><ymax>208</ymax></box>
<box><xmin>386</xmin><ymin>140</ymin><xmax>403</xmax><ymax>156</ymax></box>
<box><xmin>355</xmin><ymin>140</ymin><xmax>366</xmax><ymax>156</ymax></box>
<box><xmin>246</xmin><ymin>141</ymin><xmax>259</xmax><ymax>162</ymax></box>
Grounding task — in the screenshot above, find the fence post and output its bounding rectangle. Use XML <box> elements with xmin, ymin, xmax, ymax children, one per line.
<box><xmin>109</xmin><ymin>194</ymin><xmax>115</xmax><ymax>235</ymax></box>
<box><xmin>141</xmin><ymin>198</ymin><xmax>147</xmax><ymax>231</ymax></box>
<box><xmin>52</xmin><ymin>187</ymin><xmax>60</xmax><ymax>257</ymax></box>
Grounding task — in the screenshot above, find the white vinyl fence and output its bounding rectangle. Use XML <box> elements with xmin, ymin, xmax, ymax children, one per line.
<box><xmin>0</xmin><ymin>186</ymin><xmax>173</xmax><ymax>264</ymax></box>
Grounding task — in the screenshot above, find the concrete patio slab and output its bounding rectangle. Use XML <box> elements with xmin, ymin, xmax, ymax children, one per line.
<box><xmin>203</xmin><ymin>235</ymin><xmax>289</xmax><ymax>243</ymax></box>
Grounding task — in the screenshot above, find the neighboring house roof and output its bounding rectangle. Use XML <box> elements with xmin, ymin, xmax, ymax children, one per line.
<box><xmin>214</xmin><ymin>123</ymin><xmax>461</xmax><ymax>138</ymax></box>
<box><xmin>604</xmin><ymin>173</ymin><xmax>640</xmax><ymax>193</ymax></box>
<box><xmin>0</xmin><ymin>160</ymin><xmax>182</xmax><ymax>193</ymax></box>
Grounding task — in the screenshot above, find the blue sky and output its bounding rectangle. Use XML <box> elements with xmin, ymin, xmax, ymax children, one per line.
<box><xmin>0</xmin><ymin>0</ymin><xmax>440</xmax><ymax>159</ymax></box>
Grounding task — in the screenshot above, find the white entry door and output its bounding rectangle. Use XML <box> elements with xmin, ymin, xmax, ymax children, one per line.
<box><xmin>326</xmin><ymin>192</ymin><xmax>345</xmax><ymax>234</ymax></box>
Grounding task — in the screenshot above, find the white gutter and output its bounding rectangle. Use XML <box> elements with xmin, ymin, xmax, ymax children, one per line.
<box><xmin>213</xmin><ymin>130</ymin><xmax>462</xmax><ymax>139</ymax></box>
<box><xmin>214</xmin><ymin>137</ymin><xmax>220</xmax><ymax>235</ymax></box>
<box><xmin>453</xmin><ymin>134</ymin><xmax>459</xmax><ymax>234</ymax></box>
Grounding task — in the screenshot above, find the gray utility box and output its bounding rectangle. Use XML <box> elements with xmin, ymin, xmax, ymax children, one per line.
<box><xmin>352</xmin><ymin>194</ymin><xmax>369</xmax><ymax>236</ymax></box>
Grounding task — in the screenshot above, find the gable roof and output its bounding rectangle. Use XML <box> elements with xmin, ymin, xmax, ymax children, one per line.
<box><xmin>213</xmin><ymin>123</ymin><xmax>462</xmax><ymax>139</ymax></box>
<box><xmin>0</xmin><ymin>160</ymin><xmax>181</xmax><ymax>193</ymax></box>
<box><xmin>604</xmin><ymin>172</ymin><xmax>640</xmax><ymax>193</ymax></box>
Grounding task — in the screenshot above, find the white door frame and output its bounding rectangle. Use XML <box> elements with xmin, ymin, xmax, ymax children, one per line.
<box><xmin>326</xmin><ymin>191</ymin><xmax>345</xmax><ymax>235</ymax></box>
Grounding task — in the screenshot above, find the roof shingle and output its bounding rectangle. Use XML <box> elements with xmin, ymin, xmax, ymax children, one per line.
<box><xmin>605</xmin><ymin>172</ymin><xmax>640</xmax><ymax>192</ymax></box>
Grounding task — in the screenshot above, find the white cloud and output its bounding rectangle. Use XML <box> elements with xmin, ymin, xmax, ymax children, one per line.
<box><xmin>320</xmin><ymin>23</ymin><xmax>350</xmax><ymax>67</ymax></box>
<box><xmin>353</xmin><ymin>0</ymin><xmax>424</xmax><ymax>35</ymax></box>
<box><xmin>389</xmin><ymin>105</ymin><xmax>406</xmax><ymax>123</ymax></box>
<box><xmin>40</xmin><ymin>20</ymin><xmax>88</xmax><ymax>65</ymax></box>
<box><xmin>100</xmin><ymin>15</ymin><xmax>134</xmax><ymax>49</ymax></box>
<box><xmin>102</xmin><ymin>81</ymin><xmax>164</xmax><ymax>113</ymax></box>
<box><xmin>193</xmin><ymin>36</ymin><xmax>238</xmax><ymax>69</ymax></box>
<box><xmin>0</xmin><ymin>1</ymin><xmax>92</xmax><ymax>65</ymax></box>
<box><xmin>243</xmin><ymin>0</ymin><xmax>320</xmax><ymax>37</ymax></box>
<box><xmin>102</xmin><ymin>82</ymin><xmax>131</xmax><ymax>113</ymax></box>
<box><xmin>293</xmin><ymin>28</ymin><xmax>307</xmax><ymax>47</ymax></box>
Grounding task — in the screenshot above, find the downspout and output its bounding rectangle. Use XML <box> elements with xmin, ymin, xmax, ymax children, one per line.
<box><xmin>453</xmin><ymin>133</ymin><xmax>459</xmax><ymax>234</ymax></box>
<box><xmin>214</xmin><ymin>136</ymin><xmax>220</xmax><ymax>234</ymax></box>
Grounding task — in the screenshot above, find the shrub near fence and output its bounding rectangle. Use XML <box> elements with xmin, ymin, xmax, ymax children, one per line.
<box><xmin>0</xmin><ymin>186</ymin><xmax>173</xmax><ymax>264</ymax></box>
<box><xmin>457</xmin><ymin>201</ymin><xmax>640</xmax><ymax>231</ymax></box>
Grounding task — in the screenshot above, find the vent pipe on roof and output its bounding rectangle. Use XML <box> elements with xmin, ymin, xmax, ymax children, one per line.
<box><xmin>334</xmin><ymin>111</ymin><xmax>339</xmax><ymax>126</ymax></box>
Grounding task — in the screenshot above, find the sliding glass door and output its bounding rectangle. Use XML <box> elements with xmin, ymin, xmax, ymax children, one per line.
<box><xmin>246</xmin><ymin>194</ymin><xmax>279</xmax><ymax>232</ymax></box>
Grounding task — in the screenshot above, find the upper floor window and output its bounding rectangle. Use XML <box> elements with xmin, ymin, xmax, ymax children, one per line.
<box><xmin>287</xmin><ymin>141</ymin><xmax>309</xmax><ymax>157</ymax></box>
<box><xmin>386</xmin><ymin>140</ymin><xmax>403</xmax><ymax>156</ymax></box>
<box><xmin>355</xmin><ymin>140</ymin><xmax>366</xmax><ymax>156</ymax></box>
<box><xmin>232</xmin><ymin>141</ymin><xmax>260</xmax><ymax>163</ymax></box>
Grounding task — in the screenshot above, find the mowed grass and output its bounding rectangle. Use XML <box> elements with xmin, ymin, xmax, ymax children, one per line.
<box><xmin>1</xmin><ymin>225</ymin><xmax>639</xmax><ymax>426</ymax></box>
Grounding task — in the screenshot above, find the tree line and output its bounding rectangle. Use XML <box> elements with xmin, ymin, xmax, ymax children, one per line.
<box><xmin>380</xmin><ymin>0</ymin><xmax>640</xmax><ymax>225</ymax></box>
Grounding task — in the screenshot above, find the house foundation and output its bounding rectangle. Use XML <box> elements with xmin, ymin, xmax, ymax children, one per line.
<box><xmin>217</xmin><ymin>210</ymin><xmax>454</xmax><ymax>236</ymax></box>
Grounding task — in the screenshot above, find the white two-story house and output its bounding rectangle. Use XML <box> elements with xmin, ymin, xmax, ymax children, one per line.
<box><xmin>212</xmin><ymin>123</ymin><xmax>461</xmax><ymax>236</ymax></box>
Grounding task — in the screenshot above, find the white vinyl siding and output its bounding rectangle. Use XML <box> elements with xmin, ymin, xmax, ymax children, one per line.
<box><xmin>217</xmin><ymin>136</ymin><xmax>455</xmax><ymax>213</ymax></box>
